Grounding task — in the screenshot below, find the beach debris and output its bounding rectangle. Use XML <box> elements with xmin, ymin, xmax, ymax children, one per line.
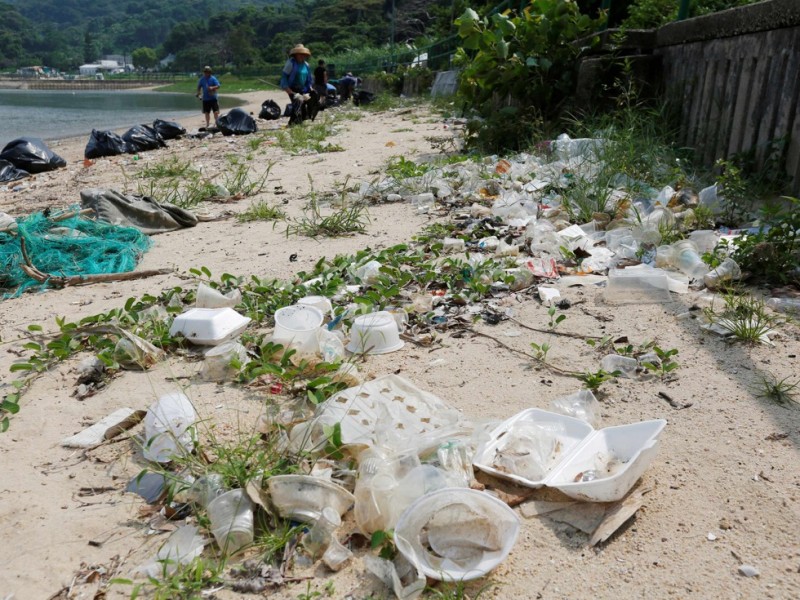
<box><xmin>61</xmin><ymin>407</ymin><xmax>142</xmax><ymax>448</ymax></box>
<box><xmin>738</xmin><ymin>564</ymin><xmax>760</xmax><ymax>577</ymax></box>
<box><xmin>137</xmin><ymin>525</ymin><xmax>207</xmax><ymax>578</ymax></box>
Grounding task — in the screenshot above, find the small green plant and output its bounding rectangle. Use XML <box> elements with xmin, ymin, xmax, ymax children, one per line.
<box><xmin>425</xmin><ymin>579</ymin><xmax>497</xmax><ymax>599</ymax></box>
<box><xmin>256</xmin><ymin>520</ymin><xmax>304</xmax><ymax>563</ymax></box>
<box><xmin>237</xmin><ymin>199</ymin><xmax>286</xmax><ymax>223</ymax></box>
<box><xmin>530</xmin><ymin>341</ymin><xmax>551</xmax><ymax>362</ymax></box>
<box><xmin>547</xmin><ymin>306</ymin><xmax>566</xmax><ymax>330</ymax></box>
<box><xmin>641</xmin><ymin>346</ymin><xmax>680</xmax><ymax>376</ymax></box>
<box><xmin>139</xmin><ymin>156</ymin><xmax>195</xmax><ymax>179</ymax></box>
<box><xmin>386</xmin><ymin>155</ymin><xmax>432</xmax><ymax>180</ymax></box>
<box><xmin>580</xmin><ymin>369</ymin><xmax>620</xmax><ymax>392</ymax></box>
<box><xmin>275</xmin><ymin>117</ymin><xmax>344</xmax><ymax>154</ymax></box>
<box><xmin>715</xmin><ymin>158</ymin><xmax>751</xmax><ymax>225</ymax></box>
<box><xmin>704</xmin><ymin>291</ymin><xmax>777</xmax><ymax>344</ymax></box>
<box><xmin>111</xmin><ymin>557</ymin><xmax>223</xmax><ymax>600</ymax></box>
<box><xmin>285</xmin><ymin>195</ymin><xmax>369</xmax><ymax>237</ymax></box>
<box><xmin>323</xmin><ymin>580</ymin><xmax>336</xmax><ymax>597</ymax></box>
<box><xmin>371</xmin><ymin>529</ymin><xmax>397</xmax><ymax>560</ymax></box>
<box><xmin>297</xmin><ymin>581</ymin><xmax>323</xmax><ymax>600</ymax></box>
<box><xmin>753</xmin><ymin>372</ymin><xmax>799</xmax><ymax>406</ymax></box>
<box><xmin>220</xmin><ymin>159</ymin><xmax>273</xmax><ymax>197</ymax></box>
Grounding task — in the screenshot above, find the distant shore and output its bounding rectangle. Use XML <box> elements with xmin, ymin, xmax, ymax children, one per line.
<box><xmin>0</xmin><ymin>78</ymin><xmax>173</xmax><ymax>91</ymax></box>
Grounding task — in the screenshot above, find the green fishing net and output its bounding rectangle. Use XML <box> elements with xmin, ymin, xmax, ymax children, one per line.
<box><xmin>1</xmin><ymin>205</ymin><xmax>152</xmax><ymax>298</ymax></box>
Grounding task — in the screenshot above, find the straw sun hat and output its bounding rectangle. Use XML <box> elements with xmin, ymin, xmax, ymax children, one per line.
<box><xmin>289</xmin><ymin>44</ymin><xmax>311</xmax><ymax>57</ymax></box>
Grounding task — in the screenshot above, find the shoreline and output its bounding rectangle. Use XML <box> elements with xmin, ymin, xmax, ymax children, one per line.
<box><xmin>1</xmin><ymin>87</ymin><xmax>254</xmax><ymax>148</ymax></box>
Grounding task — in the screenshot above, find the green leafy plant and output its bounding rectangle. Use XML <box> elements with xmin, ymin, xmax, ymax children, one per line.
<box><xmin>641</xmin><ymin>346</ymin><xmax>680</xmax><ymax>377</ymax></box>
<box><xmin>580</xmin><ymin>369</ymin><xmax>620</xmax><ymax>392</ymax></box>
<box><xmin>275</xmin><ymin>117</ymin><xmax>344</xmax><ymax>154</ymax></box>
<box><xmin>730</xmin><ymin>197</ymin><xmax>800</xmax><ymax>285</ymax></box>
<box><xmin>297</xmin><ymin>581</ymin><xmax>323</xmax><ymax>600</ymax></box>
<box><xmin>221</xmin><ymin>158</ymin><xmax>273</xmax><ymax>197</ymax></box>
<box><xmin>530</xmin><ymin>341</ymin><xmax>552</xmax><ymax>362</ymax></box>
<box><xmin>111</xmin><ymin>557</ymin><xmax>223</xmax><ymax>600</ymax></box>
<box><xmin>547</xmin><ymin>306</ymin><xmax>566</xmax><ymax>330</ymax></box>
<box><xmin>371</xmin><ymin>529</ymin><xmax>397</xmax><ymax>560</ymax></box>
<box><xmin>425</xmin><ymin>580</ymin><xmax>497</xmax><ymax>599</ymax></box>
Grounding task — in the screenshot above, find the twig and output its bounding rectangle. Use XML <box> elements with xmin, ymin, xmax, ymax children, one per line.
<box><xmin>468</xmin><ymin>328</ymin><xmax>581</xmax><ymax>378</ymax></box>
<box><xmin>507</xmin><ymin>316</ymin><xmax>602</xmax><ymax>340</ymax></box>
<box><xmin>19</xmin><ymin>236</ymin><xmax>172</xmax><ymax>287</ymax></box>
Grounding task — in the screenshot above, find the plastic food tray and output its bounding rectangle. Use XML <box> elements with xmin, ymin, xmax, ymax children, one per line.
<box><xmin>169</xmin><ymin>307</ymin><xmax>251</xmax><ymax>346</ymax></box>
<box><xmin>604</xmin><ymin>267</ymin><xmax>673</xmax><ymax>305</ymax></box>
<box><xmin>472</xmin><ymin>408</ymin><xmax>666</xmax><ymax>502</ymax></box>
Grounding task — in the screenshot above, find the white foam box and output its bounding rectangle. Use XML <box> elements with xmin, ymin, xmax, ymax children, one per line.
<box><xmin>604</xmin><ymin>267</ymin><xmax>673</xmax><ymax>304</ymax></box>
<box><xmin>169</xmin><ymin>307</ymin><xmax>251</xmax><ymax>346</ymax></box>
<box><xmin>473</xmin><ymin>408</ymin><xmax>666</xmax><ymax>502</ymax></box>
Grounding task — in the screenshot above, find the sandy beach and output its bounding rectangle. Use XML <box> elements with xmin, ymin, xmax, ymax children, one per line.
<box><xmin>0</xmin><ymin>89</ymin><xmax>798</xmax><ymax>600</ymax></box>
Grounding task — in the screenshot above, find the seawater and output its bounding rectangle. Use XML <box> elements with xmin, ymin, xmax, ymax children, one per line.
<box><xmin>0</xmin><ymin>89</ymin><xmax>241</xmax><ymax>148</ymax></box>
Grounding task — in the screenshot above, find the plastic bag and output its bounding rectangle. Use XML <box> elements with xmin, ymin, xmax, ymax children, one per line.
<box><xmin>354</xmin><ymin>90</ymin><xmax>375</xmax><ymax>106</ymax></box>
<box><xmin>258</xmin><ymin>99</ymin><xmax>281</xmax><ymax>120</ymax></box>
<box><xmin>143</xmin><ymin>392</ymin><xmax>197</xmax><ymax>463</ymax></box>
<box><xmin>84</xmin><ymin>129</ymin><xmax>128</xmax><ymax>159</ymax></box>
<box><xmin>152</xmin><ymin>119</ymin><xmax>186</xmax><ymax>140</ymax></box>
<box><xmin>122</xmin><ymin>124</ymin><xmax>166</xmax><ymax>153</ymax></box>
<box><xmin>0</xmin><ymin>137</ymin><xmax>66</xmax><ymax>173</ymax></box>
<box><xmin>216</xmin><ymin>108</ymin><xmax>257</xmax><ymax>136</ymax></box>
<box><xmin>0</xmin><ymin>159</ymin><xmax>29</xmax><ymax>183</ymax></box>
<box><xmin>550</xmin><ymin>389</ymin><xmax>601</xmax><ymax>427</ymax></box>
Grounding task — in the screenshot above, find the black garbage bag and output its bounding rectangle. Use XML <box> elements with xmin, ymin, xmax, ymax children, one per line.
<box><xmin>122</xmin><ymin>124</ymin><xmax>166</xmax><ymax>153</ymax></box>
<box><xmin>0</xmin><ymin>137</ymin><xmax>66</xmax><ymax>173</ymax></box>
<box><xmin>353</xmin><ymin>91</ymin><xmax>376</xmax><ymax>107</ymax></box>
<box><xmin>216</xmin><ymin>108</ymin><xmax>258</xmax><ymax>136</ymax></box>
<box><xmin>84</xmin><ymin>129</ymin><xmax>128</xmax><ymax>159</ymax></box>
<box><xmin>284</xmin><ymin>103</ymin><xmax>293</xmax><ymax>117</ymax></box>
<box><xmin>0</xmin><ymin>159</ymin><xmax>29</xmax><ymax>183</ymax></box>
<box><xmin>153</xmin><ymin>119</ymin><xmax>186</xmax><ymax>140</ymax></box>
<box><xmin>259</xmin><ymin>99</ymin><xmax>282</xmax><ymax>120</ymax></box>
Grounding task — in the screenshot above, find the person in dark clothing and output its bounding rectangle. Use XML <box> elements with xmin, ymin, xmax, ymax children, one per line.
<box><xmin>339</xmin><ymin>72</ymin><xmax>359</xmax><ymax>102</ymax></box>
<box><xmin>313</xmin><ymin>59</ymin><xmax>328</xmax><ymax>107</ymax></box>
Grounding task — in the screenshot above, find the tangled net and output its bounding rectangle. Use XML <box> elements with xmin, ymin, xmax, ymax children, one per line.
<box><xmin>0</xmin><ymin>205</ymin><xmax>152</xmax><ymax>298</ymax></box>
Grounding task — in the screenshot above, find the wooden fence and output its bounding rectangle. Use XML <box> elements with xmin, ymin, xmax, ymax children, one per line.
<box><xmin>655</xmin><ymin>0</ymin><xmax>800</xmax><ymax>193</ymax></box>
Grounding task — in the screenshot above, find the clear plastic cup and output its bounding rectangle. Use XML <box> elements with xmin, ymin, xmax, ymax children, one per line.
<box><xmin>672</xmin><ymin>239</ymin><xmax>710</xmax><ymax>279</ymax></box>
<box><xmin>206</xmin><ymin>489</ymin><xmax>254</xmax><ymax>554</ymax></box>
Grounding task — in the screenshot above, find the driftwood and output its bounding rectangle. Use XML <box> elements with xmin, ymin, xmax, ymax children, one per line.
<box><xmin>19</xmin><ymin>236</ymin><xmax>171</xmax><ymax>288</ymax></box>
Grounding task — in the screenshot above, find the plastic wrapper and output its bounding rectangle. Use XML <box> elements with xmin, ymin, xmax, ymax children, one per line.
<box><xmin>216</xmin><ymin>108</ymin><xmax>257</xmax><ymax>135</ymax></box>
<box><xmin>143</xmin><ymin>392</ymin><xmax>197</xmax><ymax>463</ymax></box>
<box><xmin>0</xmin><ymin>137</ymin><xmax>66</xmax><ymax>173</ymax></box>
<box><xmin>137</xmin><ymin>525</ymin><xmax>206</xmax><ymax>578</ymax></box>
<box><xmin>492</xmin><ymin>421</ymin><xmax>562</xmax><ymax>481</ymax></box>
<box><xmin>550</xmin><ymin>389</ymin><xmax>601</xmax><ymax>428</ymax></box>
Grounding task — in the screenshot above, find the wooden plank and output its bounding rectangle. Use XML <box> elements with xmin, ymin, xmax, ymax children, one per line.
<box><xmin>740</xmin><ymin>36</ymin><xmax>774</xmax><ymax>157</ymax></box>
<box><xmin>704</xmin><ymin>52</ymin><xmax>731</xmax><ymax>165</ymax></box>
<box><xmin>786</xmin><ymin>101</ymin><xmax>800</xmax><ymax>195</ymax></box>
<box><xmin>754</xmin><ymin>29</ymin><xmax>790</xmax><ymax>166</ymax></box>
<box><xmin>767</xmin><ymin>28</ymin><xmax>800</xmax><ymax>179</ymax></box>
<box><xmin>715</xmin><ymin>40</ymin><xmax>745</xmax><ymax>162</ymax></box>
<box><xmin>690</xmin><ymin>51</ymin><xmax>717</xmax><ymax>161</ymax></box>
<box><xmin>727</xmin><ymin>50</ymin><xmax>758</xmax><ymax>157</ymax></box>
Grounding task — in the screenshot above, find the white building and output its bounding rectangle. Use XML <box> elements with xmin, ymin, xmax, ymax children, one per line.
<box><xmin>78</xmin><ymin>60</ymin><xmax>124</xmax><ymax>76</ymax></box>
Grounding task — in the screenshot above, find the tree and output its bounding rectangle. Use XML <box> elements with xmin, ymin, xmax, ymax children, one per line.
<box><xmin>132</xmin><ymin>46</ymin><xmax>158</xmax><ymax>68</ymax></box>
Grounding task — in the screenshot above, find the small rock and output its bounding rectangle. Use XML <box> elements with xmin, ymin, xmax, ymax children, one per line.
<box><xmin>719</xmin><ymin>518</ymin><xmax>732</xmax><ymax>530</ymax></box>
<box><xmin>707</xmin><ymin>532</ymin><xmax>717</xmax><ymax>541</ymax></box>
<box><xmin>738</xmin><ymin>565</ymin><xmax>760</xmax><ymax>577</ymax></box>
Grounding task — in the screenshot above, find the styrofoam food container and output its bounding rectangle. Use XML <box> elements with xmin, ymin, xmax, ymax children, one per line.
<box><xmin>272</xmin><ymin>305</ymin><xmax>324</xmax><ymax>353</ymax></box>
<box><xmin>394</xmin><ymin>488</ymin><xmax>520</xmax><ymax>581</ymax></box>
<box><xmin>473</xmin><ymin>408</ymin><xmax>666</xmax><ymax>502</ymax></box>
<box><xmin>346</xmin><ymin>311</ymin><xmax>404</xmax><ymax>355</ymax></box>
<box><xmin>169</xmin><ymin>308</ymin><xmax>250</xmax><ymax>346</ymax></box>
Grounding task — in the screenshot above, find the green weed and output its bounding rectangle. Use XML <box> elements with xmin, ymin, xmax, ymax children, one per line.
<box><xmin>111</xmin><ymin>557</ymin><xmax>223</xmax><ymax>600</ymax></box>
<box><xmin>641</xmin><ymin>346</ymin><xmax>680</xmax><ymax>377</ymax></box>
<box><xmin>753</xmin><ymin>372</ymin><xmax>799</xmax><ymax>406</ymax></box>
<box><xmin>237</xmin><ymin>199</ymin><xmax>286</xmax><ymax>223</ymax></box>
<box><xmin>275</xmin><ymin>118</ymin><xmax>344</xmax><ymax>154</ymax></box>
<box><xmin>285</xmin><ymin>195</ymin><xmax>369</xmax><ymax>237</ymax></box>
<box><xmin>580</xmin><ymin>369</ymin><xmax>619</xmax><ymax>392</ymax></box>
<box><xmin>704</xmin><ymin>291</ymin><xmax>777</xmax><ymax>344</ymax></box>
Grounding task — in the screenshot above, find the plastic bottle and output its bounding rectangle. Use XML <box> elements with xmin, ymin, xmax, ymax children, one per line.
<box><xmin>766</xmin><ymin>297</ymin><xmax>800</xmax><ymax>315</ymax></box>
<box><xmin>703</xmin><ymin>257</ymin><xmax>741</xmax><ymax>290</ymax></box>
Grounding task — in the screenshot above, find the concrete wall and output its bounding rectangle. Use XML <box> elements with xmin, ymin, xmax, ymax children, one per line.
<box><xmin>655</xmin><ymin>0</ymin><xmax>800</xmax><ymax>193</ymax></box>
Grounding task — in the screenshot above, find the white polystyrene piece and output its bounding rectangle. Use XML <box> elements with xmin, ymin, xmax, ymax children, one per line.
<box><xmin>346</xmin><ymin>311</ymin><xmax>404</xmax><ymax>355</ymax></box>
<box><xmin>169</xmin><ymin>307</ymin><xmax>250</xmax><ymax>345</ymax></box>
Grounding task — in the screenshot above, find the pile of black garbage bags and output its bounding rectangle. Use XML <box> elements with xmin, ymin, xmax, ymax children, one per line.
<box><xmin>0</xmin><ymin>137</ymin><xmax>67</xmax><ymax>183</ymax></box>
<box><xmin>85</xmin><ymin>119</ymin><xmax>186</xmax><ymax>160</ymax></box>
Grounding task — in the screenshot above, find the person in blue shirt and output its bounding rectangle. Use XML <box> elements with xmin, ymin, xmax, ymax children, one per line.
<box><xmin>280</xmin><ymin>44</ymin><xmax>315</xmax><ymax>125</ymax></box>
<box><xmin>196</xmin><ymin>66</ymin><xmax>221</xmax><ymax>128</ymax></box>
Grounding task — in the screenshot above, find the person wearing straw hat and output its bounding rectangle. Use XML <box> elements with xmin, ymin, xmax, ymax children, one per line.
<box><xmin>196</xmin><ymin>66</ymin><xmax>221</xmax><ymax>128</ymax></box>
<box><xmin>280</xmin><ymin>44</ymin><xmax>315</xmax><ymax>125</ymax></box>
